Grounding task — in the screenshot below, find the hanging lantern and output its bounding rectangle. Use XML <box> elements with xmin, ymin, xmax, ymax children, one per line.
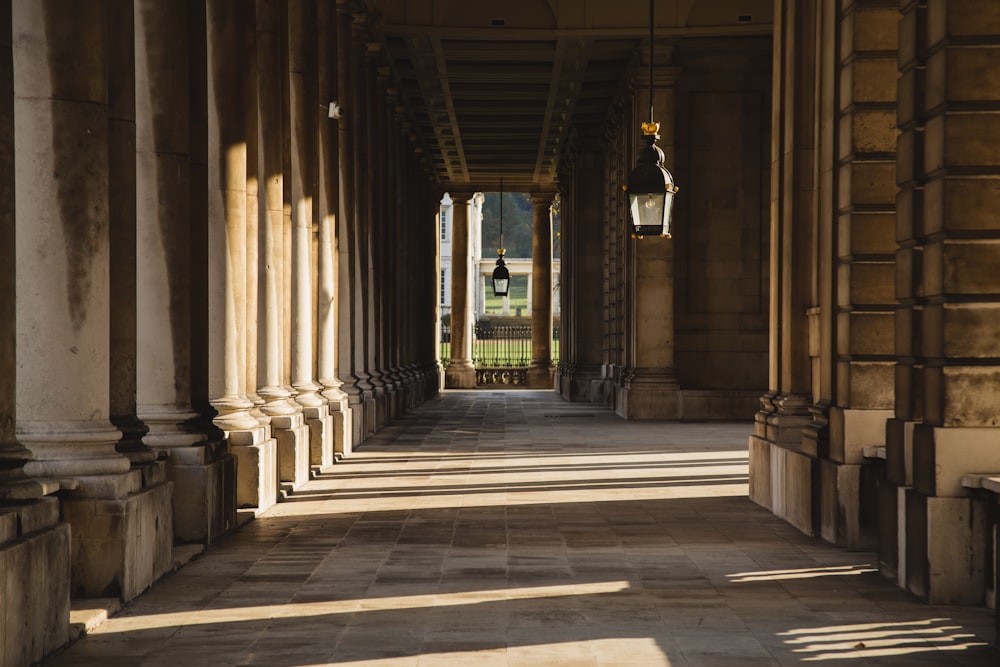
<box><xmin>626</xmin><ymin>122</ymin><xmax>678</xmax><ymax>238</ymax></box>
<box><xmin>491</xmin><ymin>178</ymin><xmax>509</xmax><ymax>297</ymax></box>
<box><xmin>623</xmin><ymin>0</ymin><xmax>679</xmax><ymax>239</ymax></box>
<box><xmin>492</xmin><ymin>249</ymin><xmax>510</xmax><ymax>297</ymax></box>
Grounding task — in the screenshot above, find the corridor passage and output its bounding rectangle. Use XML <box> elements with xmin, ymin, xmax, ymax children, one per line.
<box><xmin>45</xmin><ymin>391</ymin><xmax>999</xmax><ymax>667</ymax></box>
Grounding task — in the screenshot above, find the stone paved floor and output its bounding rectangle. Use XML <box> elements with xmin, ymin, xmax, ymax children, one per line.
<box><xmin>44</xmin><ymin>390</ymin><xmax>1000</xmax><ymax>666</ymax></box>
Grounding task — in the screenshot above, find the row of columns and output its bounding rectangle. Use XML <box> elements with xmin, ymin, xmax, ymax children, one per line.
<box><xmin>0</xmin><ymin>0</ymin><xmax>440</xmax><ymax>624</ymax></box>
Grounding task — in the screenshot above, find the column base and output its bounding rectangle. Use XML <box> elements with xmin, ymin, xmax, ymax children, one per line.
<box><xmin>0</xmin><ymin>498</ymin><xmax>70</xmax><ymax>666</ymax></box>
<box><xmin>231</xmin><ymin>428</ymin><xmax>278</xmax><ymax>514</ymax></box>
<box><xmin>525</xmin><ymin>364</ymin><xmax>555</xmax><ymax>389</ymax></box>
<box><xmin>445</xmin><ymin>363</ymin><xmax>476</xmax><ymax>389</ymax></box>
<box><xmin>63</xmin><ymin>481</ymin><xmax>174</xmax><ymax>601</ymax></box>
<box><xmin>748</xmin><ymin>436</ymin><xmax>816</xmax><ymax>536</ymax></box>
<box><xmin>164</xmin><ymin>445</ymin><xmax>237</xmax><ymax>544</ymax></box>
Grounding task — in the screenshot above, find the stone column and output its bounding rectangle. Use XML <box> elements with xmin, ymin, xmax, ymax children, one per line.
<box><xmin>134</xmin><ymin>0</ymin><xmax>235</xmax><ymax>543</ymax></box>
<box><xmin>317</xmin><ymin>0</ymin><xmax>351</xmax><ymax>462</ymax></box>
<box><xmin>904</xmin><ymin>0</ymin><xmax>1000</xmax><ymax>605</ymax></box>
<box><xmin>0</xmin><ymin>5</ymin><xmax>69</xmax><ymax>657</ymax></box>
<box><xmin>748</xmin><ymin>0</ymin><xmax>819</xmax><ymax>535</ymax></box>
<box><xmin>336</xmin><ymin>1</ymin><xmax>366</xmax><ymax>446</ymax></box>
<box><xmin>617</xmin><ymin>47</ymin><xmax>682</xmax><ymax>419</ymax></box>
<box><xmin>526</xmin><ymin>194</ymin><xmax>555</xmax><ymax>389</ymax></box>
<box><xmin>602</xmin><ymin>103</ymin><xmax>628</xmax><ymax>408</ymax></box>
<box><xmin>13</xmin><ymin>0</ymin><xmax>173</xmax><ymax>600</ymax></box>
<box><xmin>445</xmin><ymin>193</ymin><xmax>477</xmax><ymax>388</ymax></box>
<box><xmin>206</xmin><ymin>0</ymin><xmax>276</xmax><ymax>513</ymax></box>
<box><xmin>285</xmin><ymin>0</ymin><xmax>324</xmax><ymax>489</ymax></box>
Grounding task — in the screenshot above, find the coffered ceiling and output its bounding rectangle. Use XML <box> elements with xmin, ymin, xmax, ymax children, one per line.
<box><xmin>370</xmin><ymin>0</ymin><xmax>772</xmax><ymax>190</ymax></box>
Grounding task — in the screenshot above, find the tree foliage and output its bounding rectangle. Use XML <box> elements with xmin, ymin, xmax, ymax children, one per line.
<box><xmin>480</xmin><ymin>192</ymin><xmax>561</xmax><ymax>259</ymax></box>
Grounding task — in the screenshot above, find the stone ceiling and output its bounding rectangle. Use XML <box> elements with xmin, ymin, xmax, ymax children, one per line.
<box><xmin>371</xmin><ymin>0</ymin><xmax>772</xmax><ymax>190</ymax></box>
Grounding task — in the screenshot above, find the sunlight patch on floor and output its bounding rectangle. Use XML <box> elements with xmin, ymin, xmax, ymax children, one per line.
<box><xmin>779</xmin><ymin>618</ymin><xmax>991</xmax><ymax>661</ymax></box>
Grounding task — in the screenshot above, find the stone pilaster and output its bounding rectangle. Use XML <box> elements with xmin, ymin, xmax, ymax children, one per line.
<box><xmin>616</xmin><ymin>49</ymin><xmax>682</xmax><ymax>419</ymax></box>
<box><xmin>445</xmin><ymin>193</ymin><xmax>477</xmax><ymax>388</ymax></box>
<box><xmin>561</xmin><ymin>130</ymin><xmax>610</xmax><ymax>404</ymax></box>
<box><xmin>526</xmin><ymin>194</ymin><xmax>556</xmax><ymax>389</ymax></box>
<box><xmin>205</xmin><ymin>0</ymin><xmax>276</xmax><ymax>514</ymax></box>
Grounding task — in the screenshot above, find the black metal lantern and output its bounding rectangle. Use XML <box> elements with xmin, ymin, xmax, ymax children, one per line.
<box><xmin>626</xmin><ymin>122</ymin><xmax>678</xmax><ymax>238</ymax></box>
<box><xmin>492</xmin><ymin>250</ymin><xmax>510</xmax><ymax>297</ymax></box>
<box><xmin>624</xmin><ymin>0</ymin><xmax>679</xmax><ymax>239</ymax></box>
<box><xmin>491</xmin><ymin>178</ymin><xmax>510</xmax><ymax>297</ymax></box>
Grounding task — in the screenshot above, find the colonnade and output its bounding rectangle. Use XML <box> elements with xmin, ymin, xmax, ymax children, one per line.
<box><xmin>0</xmin><ymin>2</ymin><xmax>439</xmax><ymax>662</ymax></box>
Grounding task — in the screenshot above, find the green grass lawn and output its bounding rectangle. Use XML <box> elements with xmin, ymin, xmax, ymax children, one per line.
<box><xmin>483</xmin><ymin>275</ymin><xmax>529</xmax><ymax>315</ymax></box>
<box><xmin>440</xmin><ymin>338</ymin><xmax>560</xmax><ymax>366</ymax></box>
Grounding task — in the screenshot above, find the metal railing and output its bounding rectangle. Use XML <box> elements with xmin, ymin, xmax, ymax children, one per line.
<box><xmin>440</xmin><ymin>322</ymin><xmax>560</xmax><ymax>383</ymax></box>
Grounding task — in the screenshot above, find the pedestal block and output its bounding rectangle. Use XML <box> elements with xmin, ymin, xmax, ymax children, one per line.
<box><xmin>166</xmin><ymin>446</ymin><xmax>237</xmax><ymax>544</ymax></box>
<box><xmin>272</xmin><ymin>414</ymin><xmax>310</xmax><ymax>490</ymax></box>
<box><xmin>904</xmin><ymin>492</ymin><xmax>987</xmax><ymax>604</ymax></box>
<box><xmin>616</xmin><ymin>372</ymin><xmax>682</xmax><ymax>420</ymax></box>
<box><xmin>62</xmin><ymin>481</ymin><xmax>174</xmax><ymax>601</ymax></box>
<box><xmin>304</xmin><ymin>404</ymin><xmax>334</xmax><ymax>471</ymax></box>
<box><xmin>231</xmin><ymin>428</ymin><xmax>277</xmax><ymax>513</ymax></box>
<box><xmin>0</xmin><ymin>500</ymin><xmax>70</xmax><ymax>667</ymax></box>
<box><xmin>331</xmin><ymin>404</ymin><xmax>352</xmax><ymax>460</ymax></box>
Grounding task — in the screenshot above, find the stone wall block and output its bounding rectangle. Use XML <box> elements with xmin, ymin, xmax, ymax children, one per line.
<box><xmin>837</xmin><ymin>211</ymin><xmax>896</xmax><ymax>255</ymax></box>
<box><xmin>838</xmin><ymin>261</ymin><xmax>895</xmax><ymax>305</ymax></box>
<box><xmin>943</xmin><ymin>239</ymin><xmax>1000</xmax><ymax>294</ymax></box>
<box><xmin>844</xmin><ymin>161</ymin><xmax>897</xmax><ymax>206</ymax></box>
<box><xmin>851</xmin><ymin>60</ymin><xmax>899</xmax><ymax>104</ymax></box>
<box><xmin>852</xmin><ymin>6</ymin><xmax>901</xmax><ymax>51</ymax></box>
<box><xmin>938</xmin><ymin>177</ymin><xmax>1000</xmax><ymax>232</ymax></box>
<box><xmin>943</xmin><ymin>114</ymin><xmax>1000</xmax><ymax>168</ymax></box>
<box><xmin>853</xmin><ymin>109</ymin><xmax>897</xmax><ymax>153</ymax></box>
<box><xmin>840</xmin><ymin>361</ymin><xmax>895</xmax><ymax>408</ymax></box>
<box><xmin>942</xmin><ymin>303</ymin><xmax>1000</xmax><ymax>357</ymax></box>
<box><xmin>931</xmin><ymin>0</ymin><xmax>1000</xmax><ymax>42</ymax></box>
<box><xmin>942</xmin><ymin>366</ymin><xmax>1000</xmax><ymax>427</ymax></box>
<box><xmin>838</xmin><ymin>311</ymin><xmax>895</xmax><ymax>356</ymax></box>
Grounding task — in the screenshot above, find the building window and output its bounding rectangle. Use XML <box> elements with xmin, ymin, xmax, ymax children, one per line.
<box><xmin>440</xmin><ymin>269</ymin><xmax>447</xmax><ymax>305</ymax></box>
<box><xmin>440</xmin><ymin>207</ymin><xmax>449</xmax><ymax>241</ymax></box>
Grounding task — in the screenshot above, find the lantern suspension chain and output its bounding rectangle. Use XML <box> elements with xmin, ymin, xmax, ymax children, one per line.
<box><xmin>649</xmin><ymin>0</ymin><xmax>654</xmax><ymax>125</ymax></box>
